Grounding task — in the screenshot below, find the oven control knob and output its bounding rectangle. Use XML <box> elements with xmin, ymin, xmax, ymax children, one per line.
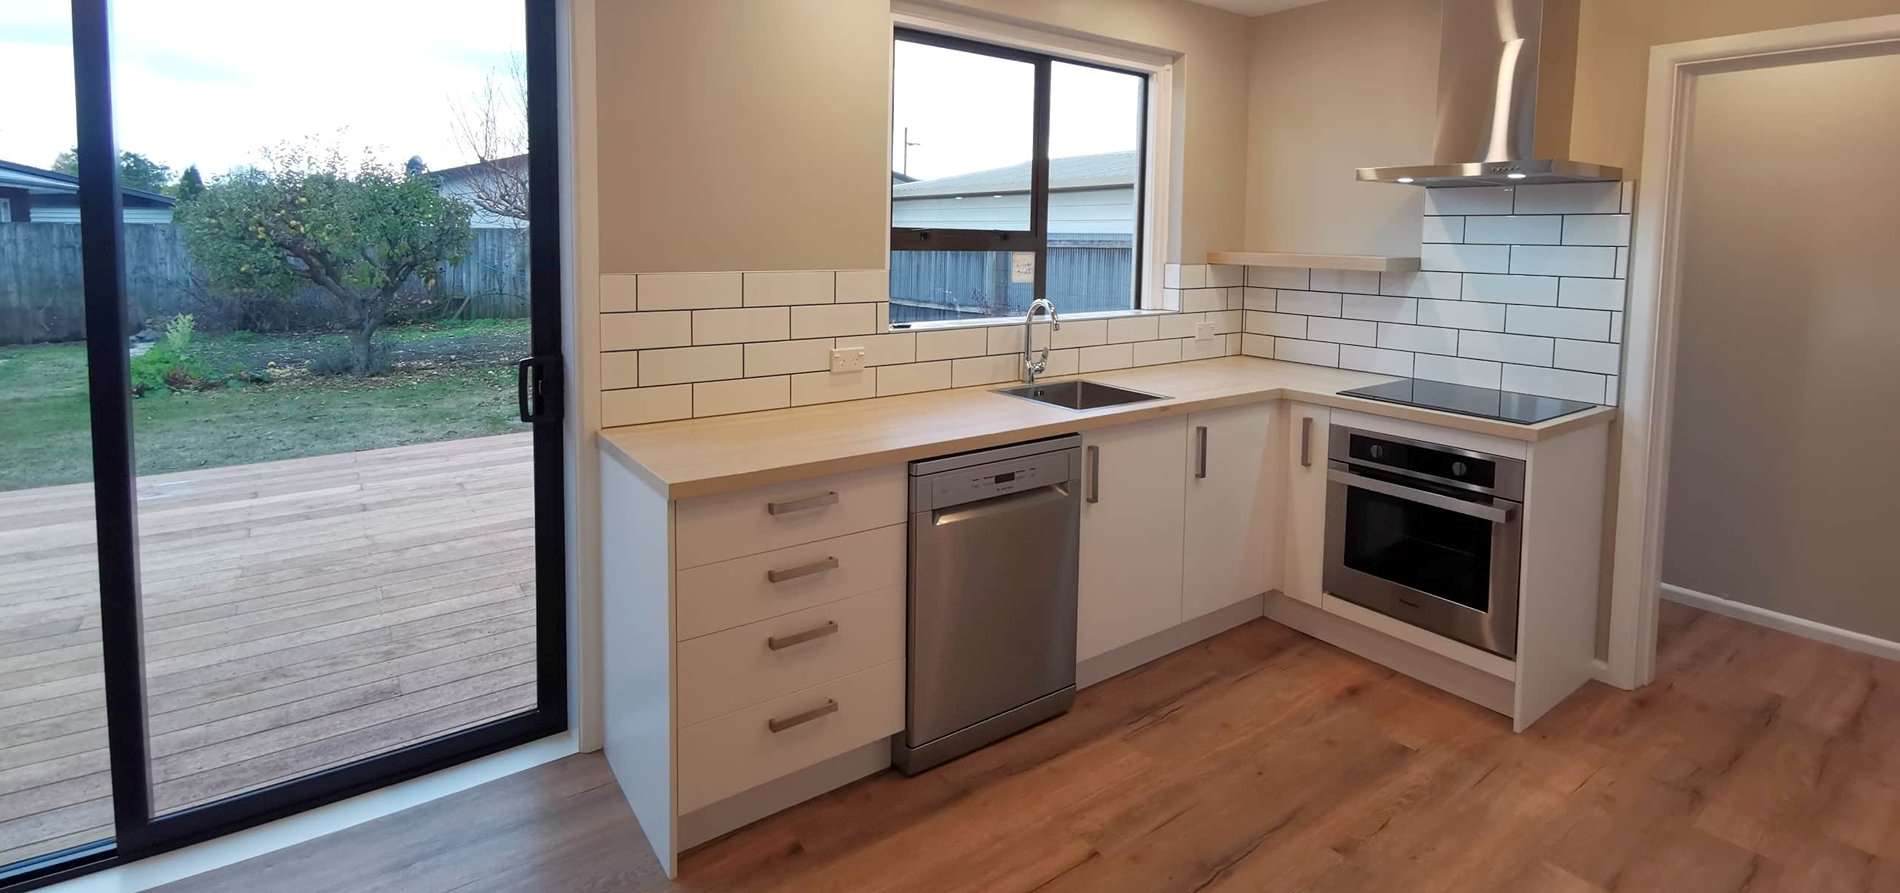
<box><xmin>1369</xmin><ymin>445</ymin><xmax>1385</xmax><ymax>460</ymax></box>
<box><xmin>1452</xmin><ymin>460</ymin><xmax>1469</xmax><ymax>477</ymax></box>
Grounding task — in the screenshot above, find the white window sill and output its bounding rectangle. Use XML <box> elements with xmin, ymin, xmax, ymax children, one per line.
<box><xmin>892</xmin><ymin>308</ymin><xmax>1174</xmax><ymax>333</ymax></box>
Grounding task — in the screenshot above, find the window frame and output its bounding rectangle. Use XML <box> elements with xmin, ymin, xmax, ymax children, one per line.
<box><xmin>889</xmin><ymin>27</ymin><xmax>1149</xmax><ymax>317</ymax></box>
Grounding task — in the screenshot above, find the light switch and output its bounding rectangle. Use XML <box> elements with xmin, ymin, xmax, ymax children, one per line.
<box><xmin>1195</xmin><ymin>321</ymin><xmax>1218</xmax><ymax>341</ymax></box>
<box><xmin>830</xmin><ymin>346</ymin><xmax>867</xmax><ymax>372</ymax></box>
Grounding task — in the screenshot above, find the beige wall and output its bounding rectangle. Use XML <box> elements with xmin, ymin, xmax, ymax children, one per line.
<box><xmin>594</xmin><ymin>0</ymin><xmax>893</xmax><ymax>274</ymax></box>
<box><xmin>1244</xmin><ymin>0</ymin><xmax>1438</xmax><ymax>257</ymax></box>
<box><xmin>1662</xmin><ymin>52</ymin><xmax>1900</xmax><ymax>641</ymax></box>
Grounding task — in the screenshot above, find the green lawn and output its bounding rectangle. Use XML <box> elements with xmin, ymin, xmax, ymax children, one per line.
<box><xmin>0</xmin><ymin>320</ymin><xmax>532</xmax><ymax>493</ymax></box>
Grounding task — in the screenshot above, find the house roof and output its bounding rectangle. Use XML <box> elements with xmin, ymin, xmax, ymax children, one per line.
<box><xmin>426</xmin><ymin>154</ymin><xmax>528</xmax><ymax>185</ymax></box>
<box><xmin>892</xmin><ymin>150</ymin><xmax>1136</xmax><ymax>199</ymax></box>
<box><xmin>0</xmin><ymin>159</ymin><xmax>175</xmax><ymax>207</ymax></box>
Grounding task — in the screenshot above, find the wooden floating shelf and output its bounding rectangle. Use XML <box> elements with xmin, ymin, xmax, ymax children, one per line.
<box><xmin>1205</xmin><ymin>251</ymin><xmax>1421</xmax><ymax>273</ymax></box>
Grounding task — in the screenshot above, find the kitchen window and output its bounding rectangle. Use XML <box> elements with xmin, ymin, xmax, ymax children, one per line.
<box><xmin>890</xmin><ymin>29</ymin><xmax>1147</xmax><ymax>325</ymax></box>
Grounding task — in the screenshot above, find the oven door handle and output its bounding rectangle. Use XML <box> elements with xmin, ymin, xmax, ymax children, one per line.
<box><xmin>1328</xmin><ymin>468</ymin><xmax>1518</xmax><ymax>523</ymax></box>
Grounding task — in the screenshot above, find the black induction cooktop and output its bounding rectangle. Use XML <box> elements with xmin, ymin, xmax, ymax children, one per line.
<box><xmin>1339</xmin><ymin>378</ymin><xmax>1598</xmax><ymax>425</ymax></box>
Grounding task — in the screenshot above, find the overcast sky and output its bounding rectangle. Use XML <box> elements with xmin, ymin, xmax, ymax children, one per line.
<box><xmin>0</xmin><ymin>0</ymin><xmax>523</xmax><ymax>179</ymax></box>
<box><xmin>892</xmin><ymin>39</ymin><xmax>1142</xmax><ymax>181</ymax></box>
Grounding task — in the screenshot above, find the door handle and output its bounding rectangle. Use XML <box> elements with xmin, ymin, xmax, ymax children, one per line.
<box><xmin>1195</xmin><ymin>426</ymin><xmax>1208</xmax><ymax>479</ymax></box>
<box><xmin>1300</xmin><ymin>416</ymin><xmax>1313</xmax><ymax>468</ymax></box>
<box><xmin>767</xmin><ymin>491</ymin><xmax>838</xmax><ymax>516</ymax></box>
<box><xmin>765</xmin><ymin>556</ymin><xmax>838</xmax><ymax>584</ymax></box>
<box><xmin>767</xmin><ymin>620</ymin><xmax>839</xmax><ymax>651</ymax></box>
<box><xmin>767</xmin><ymin>698</ymin><xmax>838</xmax><ymax>733</ymax></box>
<box><xmin>1085</xmin><ymin>445</ymin><xmax>1100</xmax><ymax>504</ymax></box>
<box><xmin>1327</xmin><ymin>468</ymin><xmax>1518</xmax><ymax>523</ymax></box>
<box><xmin>515</xmin><ymin>355</ymin><xmax>563</xmax><ymax>423</ymax></box>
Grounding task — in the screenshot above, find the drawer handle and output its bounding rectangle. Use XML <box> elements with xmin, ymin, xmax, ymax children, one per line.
<box><xmin>765</xmin><ymin>556</ymin><xmax>839</xmax><ymax>584</ymax></box>
<box><xmin>767</xmin><ymin>620</ymin><xmax>839</xmax><ymax>651</ymax></box>
<box><xmin>767</xmin><ymin>491</ymin><xmax>838</xmax><ymax>516</ymax></box>
<box><xmin>767</xmin><ymin>698</ymin><xmax>838</xmax><ymax>733</ymax></box>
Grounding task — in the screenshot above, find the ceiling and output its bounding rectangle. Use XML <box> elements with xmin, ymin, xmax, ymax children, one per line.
<box><xmin>1188</xmin><ymin>0</ymin><xmax>1330</xmax><ymax>15</ymax></box>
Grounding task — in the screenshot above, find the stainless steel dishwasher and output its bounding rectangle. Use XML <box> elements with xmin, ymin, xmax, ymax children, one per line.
<box><xmin>895</xmin><ymin>434</ymin><xmax>1081</xmax><ymax>774</ymax></box>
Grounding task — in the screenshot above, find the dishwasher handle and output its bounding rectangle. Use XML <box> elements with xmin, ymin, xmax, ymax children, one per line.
<box><xmin>932</xmin><ymin>482</ymin><xmax>1074</xmax><ymax>527</ymax></box>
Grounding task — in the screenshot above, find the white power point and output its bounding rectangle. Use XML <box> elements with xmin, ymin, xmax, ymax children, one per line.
<box><xmin>830</xmin><ymin>346</ymin><xmax>867</xmax><ymax>372</ymax></box>
<box><xmin>1194</xmin><ymin>321</ymin><xmax>1218</xmax><ymax>341</ymax></box>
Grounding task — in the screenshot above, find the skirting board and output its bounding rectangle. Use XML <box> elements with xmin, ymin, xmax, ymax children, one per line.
<box><xmin>1078</xmin><ymin>594</ymin><xmax>1265</xmax><ymax>689</ymax></box>
<box><xmin>1263</xmin><ymin>593</ymin><xmax>1515</xmax><ymax>717</ymax></box>
<box><xmin>1662</xmin><ymin>583</ymin><xmax>1900</xmax><ymax>663</ymax></box>
<box><xmin>677</xmin><ymin>739</ymin><xmax>891</xmax><ymax>851</ymax></box>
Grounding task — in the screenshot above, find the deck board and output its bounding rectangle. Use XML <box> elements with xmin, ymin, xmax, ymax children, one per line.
<box><xmin>0</xmin><ymin>434</ymin><xmax>539</xmax><ymax>866</ymax></box>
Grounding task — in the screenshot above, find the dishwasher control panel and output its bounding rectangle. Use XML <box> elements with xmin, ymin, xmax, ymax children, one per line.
<box><xmin>919</xmin><ymin>449</ymin><xmax>1075</xmax><ymax>510</ymax></box>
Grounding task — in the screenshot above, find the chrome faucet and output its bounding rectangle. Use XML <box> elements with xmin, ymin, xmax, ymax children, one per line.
<box><xmin>1021</xmin><ymin>299</ymin><xmax>1061</xmax><ymax>383</ymax></box>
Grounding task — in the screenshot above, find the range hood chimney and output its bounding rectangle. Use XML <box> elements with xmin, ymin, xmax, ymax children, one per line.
<box><xmin>1357</xmin><ymin>0</ymin><xmax>1620</xmax><ymax>187</ymax></box>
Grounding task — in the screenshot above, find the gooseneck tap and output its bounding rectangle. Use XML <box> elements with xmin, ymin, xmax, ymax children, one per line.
<box><xmin>1021</xmin><ymin>299</ymin><xmax>1061</xmax><ymax>383</ymax></box>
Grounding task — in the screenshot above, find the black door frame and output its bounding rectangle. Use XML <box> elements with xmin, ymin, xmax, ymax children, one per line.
<box><xmin>3</xmin><ymin>1</ymin><xmax>567</xmax><ymax>888</ymax></box>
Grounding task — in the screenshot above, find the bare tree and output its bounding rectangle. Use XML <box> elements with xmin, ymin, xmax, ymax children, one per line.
<box><xmin>450</xmin><ymin>58</ymin><xmax>531</xmax><ymax>222</ymax></box>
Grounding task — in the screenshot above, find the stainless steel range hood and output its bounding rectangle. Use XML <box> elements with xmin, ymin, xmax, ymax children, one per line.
<box><xmin>1357</xmin><ymin>0</ymin><xmax>1620</xmax><ymax>187</ymax></box>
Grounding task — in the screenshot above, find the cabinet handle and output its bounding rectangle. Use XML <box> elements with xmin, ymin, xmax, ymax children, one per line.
<box><xmin>1195</xmin><ymin>426</ymin><xmax>1209</xmax><ymax>479</ymax></box>
<box><xmin>767</xmin><ymin>620</ymin><xmax>839</xmax><ymax>651</ymax></box>
<box><xmin>767</xmin><ymin>698</ymin><xmax>838</xmax><ymax>733</ymax></box>
<box><xmin>767</xmin><ymin>491</ymin><xmax>838</xmax><ymax>516</ymax></box>
<box><xmin>1086</xmin><ymin>445</ymin><xmax>1101</xmax><ymax>504</ymax></box>
<box><xmin>765</xmin><ymin>556</ymin><xmax>838</xmax><ymax>584</ymax></box>
<box><xmin>1300</xmin><ymin>416</ymin><xmax>1313</xmax><ymax>468</ymax></box>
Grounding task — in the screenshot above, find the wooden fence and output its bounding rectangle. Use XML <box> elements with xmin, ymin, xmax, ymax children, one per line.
<box><xmin>889</xmin><ymin>240</ymin><xmax>1135</xmax><ymax>324</ymax></box>
<box><xmin>0</xmin><ymin>223</ymin><xmax>531</xmax><ymax>345</ymax></box>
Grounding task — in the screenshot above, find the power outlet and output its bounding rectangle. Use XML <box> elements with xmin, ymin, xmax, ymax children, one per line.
<box><xmin>830</xmin><ymin>346</ymin><xmax>867</xmax><ymax>373</ymax></box>
<box><xmin>1195</xmin><ymin>321</ymin><xmax>1218</xmax><ymax>341</ymax></box>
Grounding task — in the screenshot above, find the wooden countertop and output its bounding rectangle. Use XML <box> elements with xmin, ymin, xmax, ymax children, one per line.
<box><xmin>597</xmin><ymin>357</ymin><xmax>1618</xmax><ymax>499</ymax></box>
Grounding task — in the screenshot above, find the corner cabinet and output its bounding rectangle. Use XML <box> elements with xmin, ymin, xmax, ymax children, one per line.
<box><xmin>1182</xmin><ymin>403</ymin><xmax>1280</xmax><ymax>619</ymax></box>
<box><xmin>1077</xmin><ymin>416</ymin><xmax>1187</xmax><ymax>661</ymax></box>
<box><xmin>1281</xmin><ymin>402</ymin><xmax>1330</xmax><ymax>606</ymax></box>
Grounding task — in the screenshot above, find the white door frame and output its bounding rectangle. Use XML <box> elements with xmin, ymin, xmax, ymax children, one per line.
<box><xmin>1607</xmin><ymin>13</ymin><xmax>1900</xmax><ymax>689</ymax></box>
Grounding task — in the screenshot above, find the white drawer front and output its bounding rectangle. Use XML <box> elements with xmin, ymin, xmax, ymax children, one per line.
<box><xmin>676</xmin><ymin>584</ymin><xmax>903</xmax><ymax>726</ymax></box>
<box><xmin>675</xmin><ymin>523</ymin><xmax>905</xmax><ymax>640</ymax></box>
<box><xmin>675</xmin><ymin>465</ymin><xmax>906</xmax><ymax>568</ymax></box>
<box><xmin>677</xmin><ymin>659</ymin><xmax>903</xmax><ymax>813</ymax></box>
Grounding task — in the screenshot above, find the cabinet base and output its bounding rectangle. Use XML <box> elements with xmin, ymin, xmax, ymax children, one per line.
<box><xmin>893</xmin><ymin>685</ymin><xmax>1075</xmax><ymax>776</ymax></box>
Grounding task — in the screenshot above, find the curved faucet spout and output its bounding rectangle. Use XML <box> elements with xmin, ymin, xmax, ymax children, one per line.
<box><xmin>1022</xmin><ymin>299</ymin><xmax>1061</xmax><ymax>383</ymax></box>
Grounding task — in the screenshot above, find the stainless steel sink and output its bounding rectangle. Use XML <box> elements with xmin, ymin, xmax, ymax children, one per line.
<box><xmin>995</xmin><ymin>380</ymin><xmax>1167</xmax><ymax>410</ymax></box>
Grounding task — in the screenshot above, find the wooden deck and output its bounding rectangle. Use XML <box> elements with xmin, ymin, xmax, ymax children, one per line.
<box><xmin>0</xmin><ymin>434</ymin><xmax>539</xmax><ymax>866</ymax></box>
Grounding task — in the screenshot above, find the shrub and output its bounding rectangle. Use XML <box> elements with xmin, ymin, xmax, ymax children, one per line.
<box><xmin>130</xmin><ymin>314</ymin><xmax>217</xmax><ymax>396</ymax></box>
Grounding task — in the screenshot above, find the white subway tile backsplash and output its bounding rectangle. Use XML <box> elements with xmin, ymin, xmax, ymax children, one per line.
<box><xmin>1461</xmin><ymin>273</ymin><xmax>1559</xmax><ymax>306</ymax></box>
<box><xmin>601</xmin><ymin>275</ymin><xmax>638</xmax><ymax>312</ymax></box>
<box><xmin>1339</xmin><ymin>345</ymin><xmax>1415</xmax><ymax>377</ymax></box>
<box><xmin>1207</xmin><ymin>309</ymin><xmax>1243</xmax><ymax>335</ymax></box>
<box><xmin>1501</xmin><ymin>364</ymin><xmax>1605</xmax><ymax>403</ymax></box>
<box><xmin>1380</xmin><ymin>271</ymin><xmax>1462</xmax><ymax>300</ymax></box>
<box><xmin>915</xmin><ymin>327</ymin><xmax>988</xmax><ymax>362</ymax></box>
<box><xmin>744</xmin><ymin>338</ymin><xmax>833</xmax><ymax>376</ymax></box>
<box><xmin>834</xmin><ymin>332</ymin><xmax>915</xmax><ymax>366</ymax></box>
<box><xmin>834</xmin><ymin>269</ymin><xmax>889</xmax><ymax>303</ymax></box>
<box><xmin>1180</xmin><ymin>288</ymin><xmax>1228</xmax><ymax>313</ymax></box>
<box><xmin>743</xmin><ymin>270</ymin><xmax>833</xmax><ymax>306</ymax></box>
<box><xmin>1182</xmin><ymin>334</ymin><xmax>1226</xmax><ymax>361</ymax></box>
<box><xmin>1246</xmin><ymin>266</ymin><xmax>1309</xmax><ymax>289</ymax></box>
<box><xmin>1206</xmin><ymin>264</ymin><xmax>1244</xmax><ymax>288</ymax></box>
<box><xmin>639</xmin><ymin>344</ymin><xmax>742</xmax><ymax>386</ymax></box>
<box><xmin>1377</xmin><ymin>323</ymin><xmax>1458</xmax><ymax>355</ymax></box>
<box><xmin>1310</xmin><ymin>269</ymin><xmax>1381</xmax><ymax>294</ymax></box>
<box><xmin>1426</xmin><ymin>186</ymin><xmax>1514</xmax><ymax>216</ymax></box>
<box><xmin>1620</xmin><ymin>182</ymin><xmax>1636</xmax><ymax>214</ymax></box>
<box><xmin>1341</xmin><ymin>293</ymin><xmax>1417</xmax><ymax>324</ymax></box>
<box><xmin>1416</xmin><ymin>299</ymin><xmax>1505</xmax><ymax>332</ymax></box>
<box><xmin>1510</xmin><ymin>245</ymin><xmax>1618</xmax><ymax>278</ymax></box>
<box><xmin>1505</xmin><ymin>305</ymin><xmax>1612</xmax><ymax>341</ymax></box>
<box><xmin>1131</xmin><ymin>338</ymin><xmax>1182</xmax><ymax>366</ymax></box>
<box><xmin>1421</xmin><ymin>243</ymin><xmax>1511</xmax><ymax>274</ymax></box>
<box><xmin>1242</xmin><ymin>287</ymin><xmax>1277</xmax><ymax>311</ymax></box>
<box><xmin>1107</xmin><ymin>314</ymin><xmax>1160</xmax><ymax>343</ymax></box>
<box><xmin>790</xmin><ymin>369</ymin><xmax>876</xmax><ymax>406</ymax></box>
<box><xmin>1246</xmin><ymin>311</ymin><xmax>1307</xmax><ymax>338</ymax></box>
<box><xmin>693</xmin><ymin>307</ymin><xmax>788</xmax><ymax>345</ymax></box>
<box><xmin>1276</xmin><ymin>290</ymin><xmax>1343</xmax><ymax>317</ymax></box>
<box><xmin>1042</xmin><ymin>348</ymin><xmax>1079</xmax><ymax>377</ymax></box>
<box><xmin>1609</xmin><ymin>311</ymin><xmax>1624</xmax><ymax>343</ymax></box>
<box><xmin>790</xmin><ymin>303</ymin><xmax>875</xmax><ymax>338</ymax></box>
<box><xmin>1078</xmin><ymin>342</ymin><xmax>1135</xmax><ymax>373</ymax></box>
<box><xmin>1414</xmin><ymin>353</ymin><xmax>1502</xmax><ymax>389</ymax></box>
<box><xmin>1241</xmin><ymin>333</ymin><xmax>1275</xmax><ymax>358</ymax></box>
<box><xmin>1458</xmin><ymin>331</ymin><xmax>1555</xmax><ymax>366</ymax></box>
<box><xmin>1174</xmin><ymin>264</ymin><xmax>1208</xmax><ymax>288</ymax></box>
<box><xmin>1557</xmin><ymin>277</ymin><xmax>1626</xmax><ymax>311</ymax></box>
<box><xmin>602</xmin><ymin>311</ymin><xmax>692</xmax><ymax>350</ymax></box>
<box><xmin>1615</xmin><ymin>246</ymin><xmax>1629</xmax><ymax>279</ymax></box>
<box><xmin>1605</xmin><ymin>375</ymin><xmax>1620</xmax><ymax>406</ymax></box>
<box><xmin>637</xmin><ymin>272</ymin><xmax>742</xmax><ymax>310</ymax></box>
<box><xmin>876</xmin><ymin>360</ymin><xmax>952</xmax><ymax>396</ymax></box>
<box><xmin>1553</xmin><ymin>338</ymin><xmax>1621</xmax><ymax>374</ymax></box>
<box><xmin>1465</xmin><ymin>215</ymin><xmax>1562</xmax><ymax>245</ymax></box>
<box><xmin>1051</xmin><ymin>318</ymin><xmax>1107</xmax><ymax>349</ymax></box>
<box><xmin>950</xmin><ymin>354</ymin><xmax>1018</xmax><ymax>388</ymax></box>
<box><xmin>1422</xmin><ymin>216</ymin><xmax>1465</xmax><ymax>244</ymax></box>
<box><xmin>603</xmin><ymin>384</ymin><xmax>692</xmax><ymax>426</ymax></box>
<box><xmin>694</xmin><ymin>376</ymin><xmax>789</xmax><ymax>416</ymax></box>
<box><xmin>1561</xmin><ymin>214</ymin><xmax>1631</xmax><ymax>246</ymax></box>
<box><xmin>601</xmin><ymin>351</ymin><xmax>639</xmax><ymax>390</ymax></box>
<box><xmin>1307</xmin><ymin>317</ymin><xmax>1377</xmax><ymax>346</ymax></box>
<box><xmin>1273</xmin><ymin>338</ymin><xmax>1339</xmax><ymax>367</ymax></box>
<box><xmin>1155</xmin><ymin>288</ymin><xmax>1182</xmax><ymax>312</ymax></box>
<box><xmin>1513</xmin><ymin>182</ymin><xmax>1620</xmax><ymax>215</ymax></box>
<box><xmin>1157</xmin><ymin>313</ymin><xmax>1201</xmax><ymax>340</ymax></box>
<box><xmin>985</xmin><ymin>323</ymin><xmax>1050</xmax><ymax>356</ymax></box>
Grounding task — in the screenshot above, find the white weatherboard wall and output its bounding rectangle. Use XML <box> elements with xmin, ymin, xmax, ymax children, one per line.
<box><xmin>597</xmin><ymin>272</ymin><xmax>1243</xmax><ymax>426</ymax></box>
<box><xmin>1234</xmin><ymin>181</ymin><xmax>1634</xmax><ymax>405</ymax></box>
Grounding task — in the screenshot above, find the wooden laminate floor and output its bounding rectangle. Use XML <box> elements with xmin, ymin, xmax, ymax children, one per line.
<box><xmin>0</xmin><ymin>434</ymin><xmax>538</xmax><ymax>866</ymax></box>
<box><xmin>167</xmin><ymin>601</ymin><xmax>1900</xmax><ymax>892</ymax></box>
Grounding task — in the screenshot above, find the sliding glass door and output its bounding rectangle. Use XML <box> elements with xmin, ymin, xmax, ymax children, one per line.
<box><xmin>0</xmin><ymin>1</ymin><xmax>564</xmax><ymax>886</ymax></box>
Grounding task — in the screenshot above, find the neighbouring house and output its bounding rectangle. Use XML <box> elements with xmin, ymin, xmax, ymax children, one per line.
<box><xmin>427</xmin><ymin>154</ymin><xmax>530</xmax><ymax>229</ymax></box>
<box><xmin>0</xmin><ymin>159</ymin><xmax>175</xmax><ymax>223</ymax></box>
<box><xmin>889</xmin><ymin>149</ymin><xmax>1137</xmax><ymax>322</ymax></box>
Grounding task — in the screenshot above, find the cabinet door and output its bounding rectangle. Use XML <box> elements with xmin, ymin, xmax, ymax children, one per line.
<box><xmin>1281</xmin><ymin>402</ymin><xmax>1330</xmax><ymax>606</ymax></box>
<box><xmin>1183</xmin><ymin>402</ymin><xmax>1278</xmax><ymax>619</ymax></box>
<box><xmin>1078</xmin><ymin>416</ymin><xmax>1187</xmax><ymax>661</ymax></box>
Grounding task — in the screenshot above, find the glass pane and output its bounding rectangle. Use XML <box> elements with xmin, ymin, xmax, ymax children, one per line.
<box><xmin>107</xmin><ymin>1</ymin><xmax>538</xmax><ymax>815</ymax></box>
<box><xmin>891</xmin><ymin>39</ymin><xmax>1033</xmax><ymax>231</ymax></box>
<box><xmin>1342</xmin><ymin>486</ymin><xmax>1493</xmax><ymax>611</ymax></box>
<box><xmin>1045</xmin><ymin>61</ymin><xmax>1142</xmax><ymax>313</ymax></box>
<box><xmin>0</xmin><ymin>1</ymin><xmax>115</xmax><ymax>867</ymax></box>
<box><xmin>890</xmin><ymin>250</ymin><xmax>1036</xmax><ymax>323</ymax></box>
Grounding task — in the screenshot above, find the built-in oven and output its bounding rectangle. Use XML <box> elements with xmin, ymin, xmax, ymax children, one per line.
<box><xmin>1323</xmin><ymin>425</ymin><xmax>1525</xmax><ymax>658</ymax></box>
